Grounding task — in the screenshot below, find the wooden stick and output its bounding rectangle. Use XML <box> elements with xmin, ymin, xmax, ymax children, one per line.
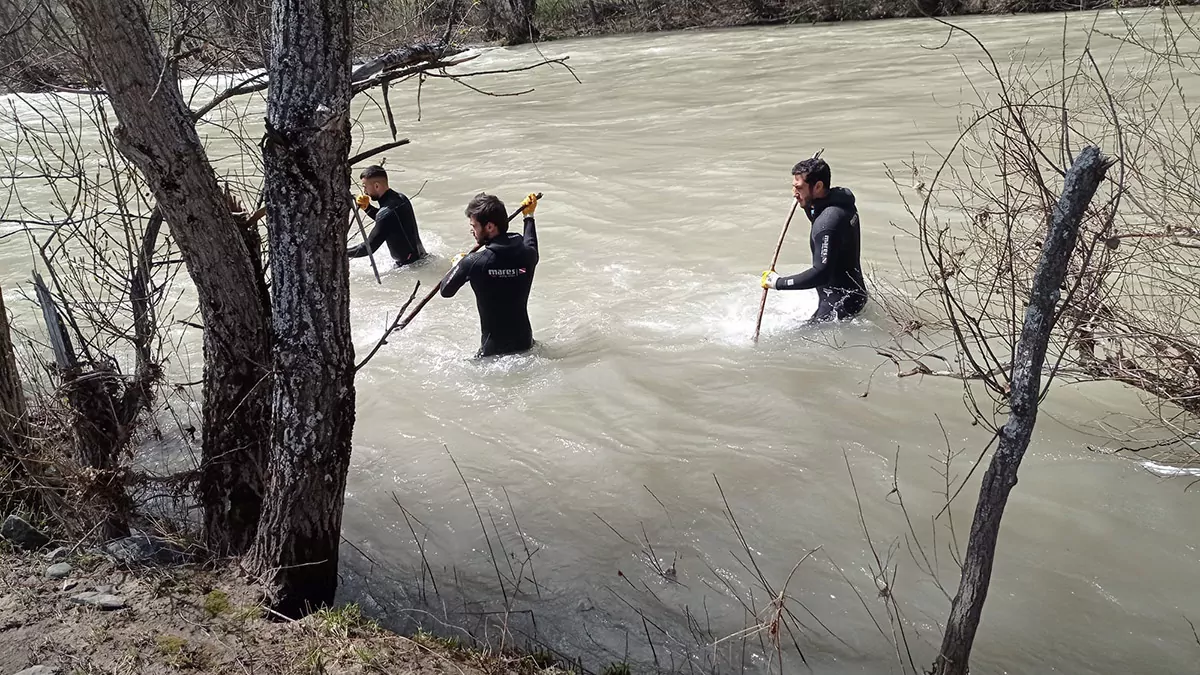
<box><xmin>349</xmin><ymin>201</ymin><xmax>383</xmax><ymax>285</ymax></box>
<box><xmin>752</xmin><ymin>199</ymin><xmax>800</xmax><ymax>343</ymax></box>
<box><xmin>397</xmin><ymin>192</ymin><xmax>542</xmax><ymax>331</ymax></box>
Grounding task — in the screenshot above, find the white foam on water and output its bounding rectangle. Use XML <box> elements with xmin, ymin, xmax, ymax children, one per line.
<box><xmin>621</xmin><ymin>273</ymin><xmax>821</xmax><ymax>348</ymax></box>
<box><xmin>1140</xmin><ymin>461</ymin><xmax>1200</xmax><ymax>478</ymax></box>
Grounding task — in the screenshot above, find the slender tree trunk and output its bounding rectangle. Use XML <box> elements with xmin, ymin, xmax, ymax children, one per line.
<box><xmin>0</xmin><ymin>287</ymin><xmax>26</xmax><ymax>452</ymax></box>
<box><xmin>61</xmin><ymin>0</ymin><xmax>273</xmax><ymax>555</ymax></box>
<box><xmin>932</xmin><ymin>146</ymin><xmax>1110</xmax><ymax>675</ymax></box>
<box><xmin>246</xmin><ymin>0</ymin><xmax>356</xmax><ymax>617</ymax></box>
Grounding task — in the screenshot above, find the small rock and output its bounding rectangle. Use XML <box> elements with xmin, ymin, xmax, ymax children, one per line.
<box><xmin>576</xmin><ymin>597</ymin><xmax>595</xmax><ymax>612</ymax></box>
<box><xmin>69</xmin><ymin>592</ymin><xmax>126</xmax><ymax>610</ymax></box>
<box><xmin>61</xmin><ymin>579</ymin><xmax>78</xmax><ymax>592</ymax></box>
<box><xmin>1</xmin><ymin>515</ymin><xmax>50</xmax><ymax>551</ymax></box>
<box><xmin>14</xmin><ymin>665</ymin><xmax>58</xmax><ymax>675</ymax></box>
<box><xmin>43</xmin><ymin>547</ymin><xmax>69</xmax><ymax>562</ymax></box>
<box><xmin>93</xmin><ymin>584</ymin><xmax>114</xmax><ymax>594</ymax></box>
<box><xmin>46</xmin><ymin>563</ymin><xmax>72</xmax><ymax>579</ymax></box>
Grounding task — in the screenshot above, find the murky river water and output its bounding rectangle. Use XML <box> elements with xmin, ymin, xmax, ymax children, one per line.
<box><xmin>3</xmin><ymin>7</ymin><xmax>1199</xmax><ymax>674</ymax></box>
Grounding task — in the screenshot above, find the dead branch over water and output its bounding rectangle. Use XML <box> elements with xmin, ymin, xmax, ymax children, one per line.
<box><xmin>863</xmin><ymin>8</ymin><xmax>1197</xmax><ymax>675</ymax></box>
<box><xmin>878</xmin><ymin>8</ymin><xmax>1200</xmax><ymax>468</ymax></box>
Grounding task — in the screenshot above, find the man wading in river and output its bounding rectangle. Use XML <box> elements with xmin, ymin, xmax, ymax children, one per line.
<box><xmin>350</xmin><ymin>165</ymin><xmax>428</xmax><ymax>267</ymax></box>
<box><xmin>440</xmin><ymin>192</ymin><xmax>540</xmax><ymax>358</ymax></box>
<box><xmin>760</xmin><ymin>157</ymin><xmax>869</xmax><ymax>323</ymax></box>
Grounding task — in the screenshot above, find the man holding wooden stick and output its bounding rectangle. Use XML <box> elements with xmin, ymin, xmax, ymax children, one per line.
<box><xmin>760</xmin><ymin>157</ymin><xmax>868</xmax><ymax>324</ymax></box>
<box><xmin>349</xmin><ymin>165</ymin><xmax>428</xmax><ymax>267</ymax></box>
<box><xmin>439</xmin><ymin>192</ymin><xmax>540</xmax><ymax>358</ymax></box>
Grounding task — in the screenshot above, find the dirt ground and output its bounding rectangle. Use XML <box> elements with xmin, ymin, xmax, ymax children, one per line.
<box><xmin>0</xmin><ymin>548</ymin><xmax>567</xmax><ymax>675</ymax></box>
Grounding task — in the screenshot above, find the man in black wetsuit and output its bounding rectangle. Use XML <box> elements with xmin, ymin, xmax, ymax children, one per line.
<box><xmin>349</xmin><ymin>165</ymin><xmax>428</xmax><ymax>267</ymax></box>
<box><xmin>439</xmin><ymin>192</ymin><xmax>539</xmax><ymax>358</ymax></box>
<box><xmin>760</xmin><ymin>157</ymin><xmax>868</xmax><ymax>323</ymax></box>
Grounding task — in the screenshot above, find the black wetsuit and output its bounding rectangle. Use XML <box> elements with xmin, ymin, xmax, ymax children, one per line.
<box><xmin>774</xmin><ymin>187</ymin><xmax>868</xmax><ymax>322</ymax></box>
<box><xmin>439</xmin><ymin>216</ymin><xmax>539</xmax><ymax>357</ymax></box>
<box><xmin>348</xmin><ymin>189</ymin><xmax>428</xmax><ymax>266</ymax></box>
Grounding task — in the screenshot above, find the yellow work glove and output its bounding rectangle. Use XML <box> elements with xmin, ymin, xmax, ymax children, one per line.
<box><xmin>760</xmin><ymin>270</ymin><xmax>780</xmax><ymax>290</ymax></box>
<box><xmin>355</xmin><ymin>194</ymin><xmax>371</xmax><ymax>210</ymax></box>
<box><xmin>520</xmin><ymin>193</ymin><xmax>538</xmax><ymax>216</ymax></box>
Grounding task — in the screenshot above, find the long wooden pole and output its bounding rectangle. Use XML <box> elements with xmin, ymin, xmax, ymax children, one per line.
<box><xmin>752</xmin><ymin>199</ymin><xmax>800</xmax><ymax>343</ymax></box>
<box><xmin>397</xmin><ymin>192</ymin><xmax>542</xmax><ymax>331</ymax></box>
<box><xmin>349</xmin><ymin>201</ymin><xmax>382</xmax><ymax>285</ymax></box>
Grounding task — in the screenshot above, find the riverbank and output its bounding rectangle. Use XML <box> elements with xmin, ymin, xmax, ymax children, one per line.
<box><xmin>527</xmin><ymin>0</ymin><xmax>1192</xmax><ymax>41</ymax></box>
<box><xmin>3</xmin><ymin>0</ymin><xmax>1194</xmax><ymax>94</ymax></box>
<box><xmin>0</xmin><ymin>540</ymin><xmax>572</xmax><ymax>675</ymax></box>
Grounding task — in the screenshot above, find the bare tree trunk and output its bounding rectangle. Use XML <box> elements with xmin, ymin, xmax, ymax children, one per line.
<box><xmin>932</xmin><ymin>146</ymin><xmax>1111</xmax><ymax>675</ymax></box>
<box><xmin>61</xmin><ymin>0</ymin><xmax>273</xmax><ymax>555</ymax></box>
<box><xmin>0</xmin><ymin>286</ymin><xmax>26</xmax><ymax>452</ymax></box>
<box><xmin>246</xmin><ymin>0</ymin><xmax>356</xmax><ymax>617</ymax></box>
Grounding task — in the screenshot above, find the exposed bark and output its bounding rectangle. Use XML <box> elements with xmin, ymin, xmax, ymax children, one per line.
<box><xmin>932</xmin><ymin>146</ymin><xmax>1111</xmax><ymax>675</ymax></box>
<box><xmin>61</xmin><ymin>0</ymin><xmax>273</xmax><ymax>555</ymax></box>
<box><xmin>0</xmin><ymin>286</ymin><xmax>26</xmax><ymax>453</ymax></box>
<box><xmin>246</xmin><ymin>0</ymin><xmax>356</xmax><ymax>617</ymax></box>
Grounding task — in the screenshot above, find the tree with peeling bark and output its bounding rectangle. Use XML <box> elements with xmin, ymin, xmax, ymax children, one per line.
<box><xmin>244</xmin><ymin>0</ymin><xmax>357</xmax><ymax>616</ymax></box>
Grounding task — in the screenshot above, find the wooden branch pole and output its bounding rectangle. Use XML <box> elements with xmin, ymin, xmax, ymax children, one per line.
<box><xmin>396</xmin><ymin>192</ymin><xmax>542</xmax><ymax>332</ymax></box>
<box><xmin>349</xmin><ymin>201</ymin><xmax>382</xmax><ymax>285</ymax></box>
<box><xmin>752</xmin><ymin>199</ymin><xmax>800</xmax><ymax>343</ymax></box>
<box><xmin>932</xmin><ymin>146</ymin><xmax>1110</xmax><ymax>675</ymax></box>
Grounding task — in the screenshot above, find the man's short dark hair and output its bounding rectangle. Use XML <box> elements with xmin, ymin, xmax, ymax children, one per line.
<box><xmin>359</xmin><ymin>165</ymin><xmax>388</xmax><ymax>180</ymax></box>
<box><xmin>466</xmin><ymin>193</ymin><xmax>509</xmax><ymax>233</ymax></box>
<box><xmin>791</xmin><ymin>158</ymin><xmax>830</xmax><ymax>189</ymax></box>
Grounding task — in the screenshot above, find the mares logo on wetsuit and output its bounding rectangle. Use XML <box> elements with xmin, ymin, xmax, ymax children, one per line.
<box><xmin>488</xmin><ymin>268</ymin><xmax>527</xmax><ymax>278</ymax></box>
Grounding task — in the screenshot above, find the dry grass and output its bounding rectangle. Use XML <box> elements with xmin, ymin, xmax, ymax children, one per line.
<box><xmin>0</xmin><ymin>547</ymin><xmax>572</xmax><ymax>675</ymax></box>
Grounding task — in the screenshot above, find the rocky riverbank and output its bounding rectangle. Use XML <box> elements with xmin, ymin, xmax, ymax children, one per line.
<box><xmin>0</xmin><ymin>516</ymin><xmax>570</xmax><ymax>675</ymax></box>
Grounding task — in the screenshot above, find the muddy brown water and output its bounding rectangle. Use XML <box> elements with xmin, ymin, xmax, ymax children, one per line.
<box><xmin>2</xmin><ymin>7</ymin><xmax>1199</xmax><ymax>674</ymax></box>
